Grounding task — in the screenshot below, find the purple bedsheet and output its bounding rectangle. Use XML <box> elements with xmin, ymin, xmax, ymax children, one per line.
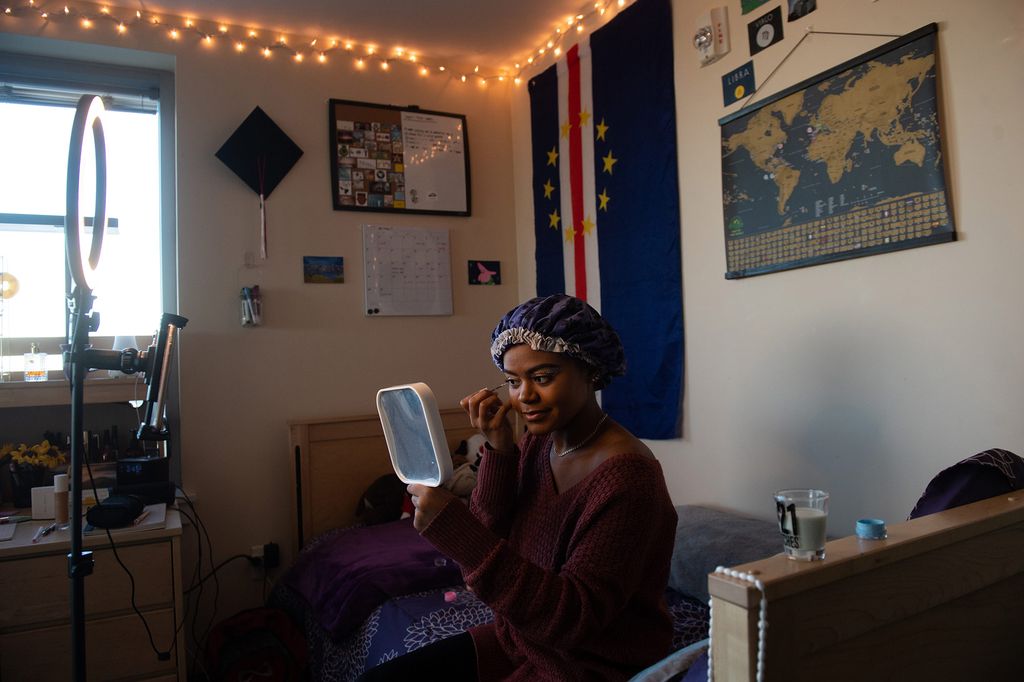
<box><xmin>273</xmin><ymin>518</ymin><xmax>711</xmax><ymax>681</ymax></box>
<box><xmin>282</xmin><ymin>518</ymin><xmax>463</xmax><ymax>639</ymax></box>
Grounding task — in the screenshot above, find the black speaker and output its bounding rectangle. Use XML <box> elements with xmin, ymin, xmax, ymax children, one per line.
<box><xmin>117</xmin><ymin>456</ymin><xmax>169</xmax><ymax>486</ymax></box>
<box><xmin>113</xmin><ymin>480</ymin><xmax>175</xmax><ymax>505</ymax></box>
<box><xmin>116</xmin><ymin>456</ymin><xmax>174</xmax><ymax>505</ymax></box>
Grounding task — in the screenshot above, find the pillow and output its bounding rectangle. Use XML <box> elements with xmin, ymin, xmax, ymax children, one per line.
<box><xmin>281</xmin><ymin>519</ymin><xmax>463</xmax><ymax>638</ymax></box>
<box><xmin>669</xmin><ymin>505</ymin><xmax>780</xmax><ymax>603</ymax></box>
<box><xmin>908</xmin><ymin>448</ymin><xmax>1024</xmax><ymax>519</ymax></box>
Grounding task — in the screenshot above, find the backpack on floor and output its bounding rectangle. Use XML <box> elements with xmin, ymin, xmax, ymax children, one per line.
<box><xmin>205</xmin><ymin>607</ymin><xmax>307</xmax><ymax>682</ymax></box>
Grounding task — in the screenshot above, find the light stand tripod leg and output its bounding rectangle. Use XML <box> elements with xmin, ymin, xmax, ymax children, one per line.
<box><xmin>66</xmin><ymin>287</ymin><xmax>95</xmax><ymax>682</ymax></box>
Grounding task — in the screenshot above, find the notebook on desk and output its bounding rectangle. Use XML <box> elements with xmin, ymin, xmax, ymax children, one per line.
<box><xmin>84</xmin><ymin>503</ymin><xmax>167</xmax><ymax>535</ymax></box>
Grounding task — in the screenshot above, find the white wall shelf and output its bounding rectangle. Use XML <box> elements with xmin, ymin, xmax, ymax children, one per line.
<box><xmin>0</xmin><ymin>376</ymin><xmax>144</xmax><ymax>409</ymax></box>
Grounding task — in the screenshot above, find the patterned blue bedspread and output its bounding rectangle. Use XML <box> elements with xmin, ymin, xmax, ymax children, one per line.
<box><xmin>270</xmin><ymin>519</ymin><xmax>710</xmax><ymax>680</ymax></box>
<box><xmin>273</xmin><ymin>581</ymin><xmax>708</xmax><ymax>681</ymax></box>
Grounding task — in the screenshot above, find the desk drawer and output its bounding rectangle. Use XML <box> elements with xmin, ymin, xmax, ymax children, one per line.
<box><xmin>0</xmin><ymin>540</ymin><xmax>173</xmax><ymax>630</ymax></box>
<box><xmin>0</xmin><ymin>607</ymin><xmax>178</xmax><ymax>680</ymax></box>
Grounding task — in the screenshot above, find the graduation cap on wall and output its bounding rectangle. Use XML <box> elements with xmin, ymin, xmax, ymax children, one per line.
<box><xmin>215</xmin><ymin>106</ymin><xmax>303</xmax><ymax>259</ymax></box>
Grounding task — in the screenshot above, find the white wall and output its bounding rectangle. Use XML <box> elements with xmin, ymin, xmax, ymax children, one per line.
<box><xmin>513</xmin><ymin>0</ymin><xmax>1024</xmax><ymax>536</ymax></box>
<box><xmin>2</xmin><ymin>6</ymin><xmax>519</xmax><ymax>623</ymax></box>
<box><xmin>5</xmin><ymin>0</ymin><xmax>1024</xmax><ymax>633</ymax></box>
<box><xmin>173</xmin><ymin>43</ymin><xmax>518</xmax><ymax>620</ymax></box>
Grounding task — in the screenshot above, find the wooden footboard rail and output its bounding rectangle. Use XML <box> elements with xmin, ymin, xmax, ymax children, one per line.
<box><xmin>709</xmin><ymin>493</ymin><xmax>1024</xmax><ymax>681</ymax></box>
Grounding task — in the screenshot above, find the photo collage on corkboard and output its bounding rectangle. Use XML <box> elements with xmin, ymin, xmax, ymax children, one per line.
<box><xmin>329</xmin><ymin>99</ymin><xmax>470</xmax><ymax>215</ymax></box>
<box><xmin>335</xmin><ymin>113</ymin><xmax>406</xmax><ymax>210</ymax></box>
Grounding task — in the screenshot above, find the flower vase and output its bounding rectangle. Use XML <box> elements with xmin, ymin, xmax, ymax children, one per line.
<box><xmin>9</xmin><ymin>463</ymin><xmax>53</xmax><ymax>509</ymax></box>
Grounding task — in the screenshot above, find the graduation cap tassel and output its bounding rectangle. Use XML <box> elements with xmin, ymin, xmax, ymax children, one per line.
<box><xmin>259</xmin><ymin>193</ymin><xmax>268</xmax><ymax>260</ymax></box>
<box><xmin>257</xmin><ymin>157</ymin><xmax>268</xmax><ymax>259</ymax></box>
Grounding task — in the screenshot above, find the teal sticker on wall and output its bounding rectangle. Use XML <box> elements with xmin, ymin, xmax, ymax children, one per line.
<box><xmin>741</xmin><ymin>0</ymin><xmax>769</xmax><ymax>15</ymax></box>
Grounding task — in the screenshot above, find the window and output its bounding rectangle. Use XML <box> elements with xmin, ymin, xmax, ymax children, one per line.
<box><xmin>0</xmin><ymin>53</ymin><xmax>176</xmax><ymax>378</ymax></box>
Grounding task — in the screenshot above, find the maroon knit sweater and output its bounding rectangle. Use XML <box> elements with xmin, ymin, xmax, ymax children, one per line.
<box><xmin>422</xmin><ymin>432</ymin><xmax>677</xmax><ymax>681</ymax></box>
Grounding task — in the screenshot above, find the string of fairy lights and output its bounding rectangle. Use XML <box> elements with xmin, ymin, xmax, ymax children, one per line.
<box><xmin>519</xmin><ymin>0</ymin><xmax>632</xmax><ymax>74</ymax></box>
<box><xmin>1</xmin><ymin>0</ymin><xmax>636</xmax><ymax>86</ymax></box>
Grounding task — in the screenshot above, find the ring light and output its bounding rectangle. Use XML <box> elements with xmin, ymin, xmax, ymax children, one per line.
<box><xmin>64</xmin><ymin>93</ymin><xmax>109</xmax><ymax>682</ymax></box>
<box><xmin>65</xmin><ymin>94</ymin><xmax>107</xmax><ymax>291</ymax></box>
<box><xmin>63</xmin><ymin>94</ymin><xmax>187</xmax><ymax>680</ymax></box>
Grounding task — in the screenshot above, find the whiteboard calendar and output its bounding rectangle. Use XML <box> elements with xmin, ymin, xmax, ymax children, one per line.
<box><xmin>362</xmin><ymin>224</ymin><xmax>452</xmax><ymax>316</ymax></box>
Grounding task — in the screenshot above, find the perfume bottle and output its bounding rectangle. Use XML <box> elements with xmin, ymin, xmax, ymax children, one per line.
<box><xmin>54</xmin><ymin>473</ymin><xmax>70</xmax><ymax>529</ymax></box>
<box><xmin>23</xmin><ymin>343</ymin><xmax>47</xmax><ymax>382</ymax></box>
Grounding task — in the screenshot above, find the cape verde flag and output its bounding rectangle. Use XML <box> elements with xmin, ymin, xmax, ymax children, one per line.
<box><xmin>529</xmin><ymin>0</ymin><xmax>683</xmax><ymax>438</ymax></box>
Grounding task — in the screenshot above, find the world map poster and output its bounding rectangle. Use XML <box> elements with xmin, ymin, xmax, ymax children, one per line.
<box><xmin>719</xmin><ymin>23</ymin><xmax>954</xmax><ymax>278</ymax></box>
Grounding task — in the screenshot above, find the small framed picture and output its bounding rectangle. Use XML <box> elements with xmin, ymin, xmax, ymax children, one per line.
<box><xmin>303</xmin><ymin>256</ymin><xmax>344</xmax><ymax>283</ymax></box>
<box><xmin>468</xmin><ymin>260</ymin><xmax>500</xmax><ymax>285</ymax></box>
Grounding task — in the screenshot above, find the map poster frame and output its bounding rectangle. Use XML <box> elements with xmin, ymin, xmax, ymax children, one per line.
<box><xmin>328</xmin><ymin>99</ymin><xmax>471</xmax><ymax>216</ymax></box>
<box><xmin>719</xmin><ymin>23</ymin><xmax>954</xmax><ymax>279</ymax></box>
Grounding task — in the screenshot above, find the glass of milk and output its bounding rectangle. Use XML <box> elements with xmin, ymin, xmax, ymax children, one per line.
<box><xmin>774</xmin><ymin>489</ymin><xmax>829</xmax><ymax>560</ymax></box>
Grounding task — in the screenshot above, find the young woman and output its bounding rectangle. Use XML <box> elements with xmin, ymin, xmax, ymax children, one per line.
<box><xmin>360</xmin><ymin>294</ymin><xmax>677</xmax><ymax>681</ymax></box>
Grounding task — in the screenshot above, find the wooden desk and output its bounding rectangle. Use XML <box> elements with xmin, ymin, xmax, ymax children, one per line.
<box><xmin>0</xmin><ymin>511</ymin><xmax>186</xmax><ymax>681</ymax></box>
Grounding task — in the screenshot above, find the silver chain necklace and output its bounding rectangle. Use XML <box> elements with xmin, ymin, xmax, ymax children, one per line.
<box><xmin>554</xmin><ymin>413</ymin><xmax>609</xmax><ymax>458</ymax></box>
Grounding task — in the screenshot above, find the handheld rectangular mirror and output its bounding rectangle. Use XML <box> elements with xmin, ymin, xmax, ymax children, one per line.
<box><xmin>376</xmin><ymin>382</ymin><xmax>454</xmax><ymax>486</ymax></box>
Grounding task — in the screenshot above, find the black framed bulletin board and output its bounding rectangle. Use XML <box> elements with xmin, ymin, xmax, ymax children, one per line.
<box><xmin>719</xmin><ymin>23</ymin><xmax>954</xmax><ymax>279</ymax></box>
<box><xmin>329</xmin><ymin>99</ymin><xmax>471</xmax><ymax>216</ymax></box>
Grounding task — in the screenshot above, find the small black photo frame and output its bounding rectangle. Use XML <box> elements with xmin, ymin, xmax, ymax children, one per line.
<box><xmin>303</xmin><ymin>256</ymin><xmax>344</xmax><ymax>283</ymax></box>
<box><xmin>329</xmin><ymin>99</ymin><xmax>471</xmax><ymax>216</ymax></box>
<box><xmin>468</xmin><ymin>260</ymin><xmax>501</xmax><ymax>285</ymax></box>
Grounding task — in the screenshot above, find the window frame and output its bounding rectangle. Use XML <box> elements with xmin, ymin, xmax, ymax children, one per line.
<box><xmin>1</xmin><ymin>52</ymin><xmax>177</xmax><ymax>352</ymax></box>
<box><xmin>0</xmin><ymin>50</ymin><xmax>181</xmax><ymax>473</ymax></box>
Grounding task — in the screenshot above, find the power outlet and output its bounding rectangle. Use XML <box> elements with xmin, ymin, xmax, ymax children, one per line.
<box><xmin>248</xmin><ymin>542</ymin><xmax>280</xmax><ymax>569</ymax></box>
<box><xmin>263</xmin><ymin>542</ymin><xmax>280</xmax><ymax>570</ymax></box>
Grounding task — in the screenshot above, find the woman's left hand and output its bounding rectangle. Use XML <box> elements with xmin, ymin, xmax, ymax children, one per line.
<box><xmin>407</xmin><ymin>483</ymin><xmax>456</xmax><ymax>532</ymax></box>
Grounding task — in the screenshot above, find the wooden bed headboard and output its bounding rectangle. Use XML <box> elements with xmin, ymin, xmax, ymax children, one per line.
<box><xmin>709</xmin><ymin>492</ymin><xmax>1024</xmax><ymax>681</ymax></box>
<box><xmin>287</xmin><ymin>409</ymin><xmax>479</xmax><ymax>550</ymax></box>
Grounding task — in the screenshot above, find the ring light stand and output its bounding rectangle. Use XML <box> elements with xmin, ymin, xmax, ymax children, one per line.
<box><xmin>65</xmin><ymin>94</ymin><xmax>108</xmax><ymax>682</ymax></box>
<box><xmin>63</xmin><ymin>95</ymin><xmax>187</xmax><ymax>681</ymax></box>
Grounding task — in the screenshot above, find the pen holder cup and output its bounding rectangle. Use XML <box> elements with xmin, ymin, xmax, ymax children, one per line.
<box><xmin>240</xmin><ymin>288</ymin><xmax>263</xmax><ymax>327</ymax></box>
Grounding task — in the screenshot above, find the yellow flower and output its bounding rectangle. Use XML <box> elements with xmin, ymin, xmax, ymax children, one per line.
<box><xmin>7</xmin><ymin>440</ymin><xmax>67</xmax><ymax>469</ymax></box>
